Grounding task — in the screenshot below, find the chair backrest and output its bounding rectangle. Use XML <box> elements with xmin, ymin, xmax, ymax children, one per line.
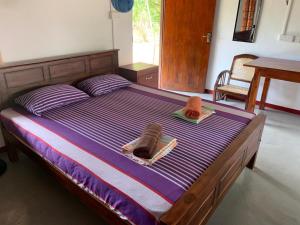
<box><xmin>230</xmin><ymin>54</ymin><xmax>258</xmax><ymax>83</ymax></box>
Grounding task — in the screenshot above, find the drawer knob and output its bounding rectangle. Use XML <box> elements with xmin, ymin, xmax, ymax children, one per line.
<box><xmin>146</xmin><ymin>75</ymin><xmax>153</xmax><ymax>80</ymax></box>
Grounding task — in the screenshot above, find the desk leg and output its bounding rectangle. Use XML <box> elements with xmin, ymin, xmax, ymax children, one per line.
<box><xmin>260</xmin><ymin>77</ymin><xmax>271</xmax><ymax>110</ymax></box>
<box><xmin>246</xmin><ymin>69</ymin><xmax>260</xmax><ymax>113</ymax></box>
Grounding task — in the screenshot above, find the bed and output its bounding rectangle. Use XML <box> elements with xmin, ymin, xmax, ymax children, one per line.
<box><xmin>0</xmin><ymin>50</ymin><xmax>266</xmax><ymax>225</ymax></box>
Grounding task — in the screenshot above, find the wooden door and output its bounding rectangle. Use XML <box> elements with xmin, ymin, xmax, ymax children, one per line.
<box><xmin>160</xmin><ymin>0</ymin><xmax>217</xmax><ymax>92</ymax></box>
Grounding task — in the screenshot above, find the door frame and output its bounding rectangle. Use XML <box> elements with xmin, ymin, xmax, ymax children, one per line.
<box><xmin>158</xmin><ymin>0</ymin><xmax>166</xmax><ymax>89</ymax></box>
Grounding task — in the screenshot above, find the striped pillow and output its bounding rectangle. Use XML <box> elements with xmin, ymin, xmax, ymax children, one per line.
<box><xmin>15</xmin><ymin>84</ymin><xmax>90</xmax><ymax>116</ymax></box>
<box><xmin>76</xmin><ymin>74</ymin><xmax>132</xmax><ymax>96</ymax></box>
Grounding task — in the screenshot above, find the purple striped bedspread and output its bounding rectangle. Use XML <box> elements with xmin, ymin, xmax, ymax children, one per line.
<box><xmin>0</xmin><ymin>84</ymin><xmax>254</xmax><ymax>225</ymax></box>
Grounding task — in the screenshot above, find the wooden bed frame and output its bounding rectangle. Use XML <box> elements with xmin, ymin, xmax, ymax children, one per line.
<box><xmin>0</xmin><ymin>50</ymin><xmax>266</xmax><ymax>225</ymax></box>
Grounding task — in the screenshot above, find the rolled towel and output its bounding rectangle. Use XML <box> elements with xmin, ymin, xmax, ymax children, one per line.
<box><xmin>133</xmin><ymin>123</ymin><xmax>162</xmax><ymax>159</ymax></box>
<box><xmin>184</xmin><ymin>96</ymin><xmax>202</xmax><ymax>119</ymax></box>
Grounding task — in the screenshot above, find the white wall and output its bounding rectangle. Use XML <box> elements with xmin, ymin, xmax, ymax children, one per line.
<box><xmin>207</xmin><ymin>0</ymin><xmax>300</xmax><ymax>110</ymax></box>
<box><xmin>288</xmin><ymin>0</ymin><xmax>300</xmax><ymax>36</ymax></box>
<box><xmin>0</xmin><ymin>0</ymin><xmax>132</xmax><ymax>65</ymax></box>
<box><xmin>0</xmin><ymin>0</ymin><xmax>133</xmax><ymax>147</ymax></box>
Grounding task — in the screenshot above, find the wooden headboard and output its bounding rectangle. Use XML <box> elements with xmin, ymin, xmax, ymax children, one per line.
<box><xmin>0</xmin><ymin>49</ymin><xmax>119</xmax><ymax>110</ymax></box>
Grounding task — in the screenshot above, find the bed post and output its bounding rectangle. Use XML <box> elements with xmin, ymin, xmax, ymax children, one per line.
<box><xmin>1</xmin><ymin>127</ymin><xmax>19</xmax><ymax>162</ymax></box>
<box><xmin>246</xmin><ymin>120</ymin><xmax>264</xmax><ymax>170</ymax></box>
<box><xmin>246</xmin><ymin>152</ymin><xmax>258</xmax><ymax>170</ymax></box>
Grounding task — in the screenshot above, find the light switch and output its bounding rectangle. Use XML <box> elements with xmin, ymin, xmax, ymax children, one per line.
<box><xmin>279</xmin><ymin>34</ymin><xmax>295</xmax><ymax>42</ymax></box>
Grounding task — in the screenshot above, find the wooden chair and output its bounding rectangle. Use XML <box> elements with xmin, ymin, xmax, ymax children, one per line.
<box><xmin>213</xmin><ymin>54</ymin><xmax>258</xmax><ymax>108</ymax></box>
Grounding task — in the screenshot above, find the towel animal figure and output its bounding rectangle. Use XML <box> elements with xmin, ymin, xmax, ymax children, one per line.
<box><xmin>133</xmin><ymin>123</ymin><xmax>162</xmax><ymax>159</ymax></box>
<box><xmin>184</xmin><ymin>96</ymin><xmax>202</xmax><ymax>120</ymax></box>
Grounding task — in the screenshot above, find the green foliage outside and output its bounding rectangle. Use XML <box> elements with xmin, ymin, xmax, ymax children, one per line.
<box><xmin>133</xmin><ymin>0</ymin><xmax>161</xmax><ymax>43</ymax></box>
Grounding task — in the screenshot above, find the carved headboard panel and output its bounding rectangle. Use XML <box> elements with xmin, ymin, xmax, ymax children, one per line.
<box><xmin>0</xmin><ymin>49</ymin><xmax>119</xmax><ymax>110</ymax></box>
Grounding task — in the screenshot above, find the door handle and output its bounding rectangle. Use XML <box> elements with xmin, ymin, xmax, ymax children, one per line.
<box><xmin>145</xmin><ymin>75</ymin><xmax>153</xmax><ymax>80</ymax></box>
<box><xmin>202</xmin><ymin>32</ymin><xmax>212</xmax><ymax>43</ymax></box>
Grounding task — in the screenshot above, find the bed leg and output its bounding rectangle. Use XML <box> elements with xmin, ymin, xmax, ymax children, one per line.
<box><xmin>7</xmin><ymin>145</ymin><xmax>19</xmax><ymax>162</ymax></box>
<box><xmin>246</xmin><ymin>152</ymin><xmax>257</xmax><ymax>170</ymax></box>
<box><xmin>2</xmin><ymin>129</ymin><xmax>19</xmax><ymax>162</ymax></box>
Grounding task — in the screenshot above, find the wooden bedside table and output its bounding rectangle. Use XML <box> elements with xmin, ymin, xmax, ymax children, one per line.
<box><xmin>118</xmin><ymin>63</ymin><xmax>159</xmax><ymax>89</ymax></box>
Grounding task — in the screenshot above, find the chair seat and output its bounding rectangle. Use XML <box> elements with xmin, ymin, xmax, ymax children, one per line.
<box><xmin>216</xmin><ymin>84</ymin><xmax>249</xmax><ymax>96</ymax></box>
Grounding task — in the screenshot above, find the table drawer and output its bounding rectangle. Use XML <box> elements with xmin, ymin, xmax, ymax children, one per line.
<box><xmin>138</xmin><ymin>72</ymin><xmax>158</xmax><ymax>88</ymax></box>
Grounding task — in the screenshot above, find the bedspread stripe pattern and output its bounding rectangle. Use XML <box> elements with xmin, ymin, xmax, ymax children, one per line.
<box><xmin>43</xmin><ymin>87</ymin><xmax>249</xmax><ymax>189</ymax></box>
<box><xmin>1</xmin><ymin>111</ymin><xmax>167</xmax><ymax>224</ymax></box>
<box><xmin>1</xmin><ymin>85</ymin><xmax>253</xmax><ymax>225</ymax></box>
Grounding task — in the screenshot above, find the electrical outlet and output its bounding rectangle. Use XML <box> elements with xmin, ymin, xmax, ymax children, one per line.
<box><xmin>278</xmin><ymin>34</ymin><xmax>295</xmax><ymax>42</ymax></box>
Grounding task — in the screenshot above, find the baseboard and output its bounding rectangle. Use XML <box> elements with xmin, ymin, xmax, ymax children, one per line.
<box><xmin>205</xmin><ymin>89</ymin><xmax>300</xmax><ymax>115</ymax></box>
<box><xmin>205</xmin><ymin>89</ymin><xmax>214</xmax><ymax>94</ymax></box>
<box><xmin>255</xmin><ymin>101</ymin><xmax>300</xmax><ymax>115</ymax></box>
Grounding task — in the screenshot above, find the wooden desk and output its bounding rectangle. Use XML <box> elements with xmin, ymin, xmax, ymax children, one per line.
<box><xmin>245</xmin><ymin>57</ymin><xmax>300</xmax><ymax>113</ymax></box>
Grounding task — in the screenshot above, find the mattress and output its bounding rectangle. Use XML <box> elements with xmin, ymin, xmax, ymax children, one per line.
<box><xmin>0</xmin><ymin>84</ymin><xmax>254</xmax><ymax>225</ymax></box>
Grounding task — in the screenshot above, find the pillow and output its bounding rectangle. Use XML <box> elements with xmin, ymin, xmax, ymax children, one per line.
<box><xmin>15</xmin><ymin>84</ymin><xmax>89</xmax><ymax>116</ymax></box>
<box><xmin>76</xmin><ymin>74</ymin><xmax>132</xmax><ymax>96</ymax></box>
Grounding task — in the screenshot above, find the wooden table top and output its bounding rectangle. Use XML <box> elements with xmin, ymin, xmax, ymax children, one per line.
<box><xmin>245</xmin><ymin>57</ymin><xmax>300</xmax><ymax>73</ymax></box>
<box><xmin>119</xmin><ymin>62</ymin><xmax>158</xmax><ymax>72</ymax></box>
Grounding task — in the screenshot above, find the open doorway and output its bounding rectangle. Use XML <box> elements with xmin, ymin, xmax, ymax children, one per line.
<box><xmin>132</xmin><ymin>0</ymin><xmax>161</xmax><ymax>65</ymax></box>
